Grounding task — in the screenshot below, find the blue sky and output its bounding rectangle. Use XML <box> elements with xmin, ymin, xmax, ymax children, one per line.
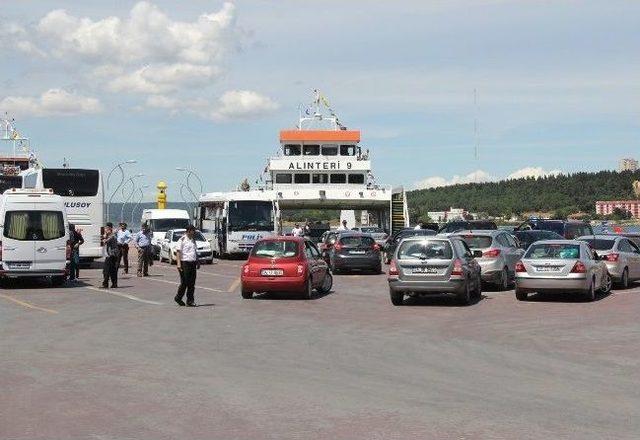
<box><xmin>1</xmin><ymin>1</ymin><xmax>638</xmax><ymax>199</ymax></box>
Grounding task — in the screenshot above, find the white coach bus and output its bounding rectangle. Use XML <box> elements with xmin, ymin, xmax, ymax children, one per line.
<box><xmin>23</xmin><ymin>168</ymin><xmax>104</xmax><ymax>261</ymax></box>
<box><xmin>195</xmin><ymin>191</ymin><xmax>279</xmax><ymax>257</ymax></box>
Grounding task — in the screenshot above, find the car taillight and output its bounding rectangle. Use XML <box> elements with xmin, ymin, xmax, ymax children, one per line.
<box><xmin>515</xmin><ymin>261</ymin><xmax>526</xmax><ymax>272</ymax></box>
<box><xmin>483</xmin><ymin>248</ymin><xmax>501</xmax><ymax>258</ymax></box>
<box><xmin>388</xmin><ymin>260</ymin><xmax>399</xmax><ymax>276</ymax></box>
<box><xmin>605</xmin><ymin>253</ymin><xmax>619</xmax><ymax>262</ymax></box>
<box><xmin>297</xmin><ymin>264</ymin><xmax>305</xmax><ymax>275</ymax></box>
<box><xmin>334</xmin><ymin>243</ymin><xmax>343</xmax><ymax>251</ymax></box>
<box><xmin>373</xmin><ymin>243</ymin><xmax>380</xmax><ymax>251</ymax></box>
<box><xmin>242</xmin><ymin>264</ymin><xmax>250</xmax><ymax>274</ymax></box>
<box><xmin>571</xmin><ymin>261</ymin><xmax>587</xmax><ymax>273</ymax></box>
<box><xmin>451</xmin><ymin>258</ymin><xmax>463</xmax><ymax>276</ymax></box>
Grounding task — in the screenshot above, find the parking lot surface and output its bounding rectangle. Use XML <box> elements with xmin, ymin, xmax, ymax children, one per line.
<box><xmin>1</xmin><ymin>259</ymin><xmax>639</xmax><ymax>439</ymax></box>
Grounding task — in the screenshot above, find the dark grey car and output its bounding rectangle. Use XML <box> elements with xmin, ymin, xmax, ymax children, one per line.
<box><xmin>328</xmin><ymin>232</ymin><xmax>382</xmax><ymax>274</ymax></box>
<box><xmin>388</xmin><ymin>236</ymin><xmax>482</xmax><ymax>305</ymax></box>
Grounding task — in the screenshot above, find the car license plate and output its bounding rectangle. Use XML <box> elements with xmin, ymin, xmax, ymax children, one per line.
<box><xmin>537</xmin><ymin>266</ymin><xmax>560</xmax><ymax>272</ymax></box>
<box><xmin>349</xmin><ymin>250</ymin><xmax>366</xmax><ymax>255</ymax></box>
<box><xmin>261</xmin><ymin>269</ymin><xmax>283</xmax><ymax>277</ymax></box>
<box><xmin>412</xmin><ymin>267</ymin><xmax>438</xmax><ymax>274</ymax></box>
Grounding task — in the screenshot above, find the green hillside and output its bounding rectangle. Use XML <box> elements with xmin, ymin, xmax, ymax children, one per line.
<box><xmin>407</xmin><ymin>170</ymin><xmax>640</xmax><ymax>219</ymax></box>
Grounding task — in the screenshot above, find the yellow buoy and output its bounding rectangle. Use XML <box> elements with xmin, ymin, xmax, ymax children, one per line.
<box><xmin>157</xmin><ymin>181</ymin><xmax>168</xmax><ymax>209</ymax></box>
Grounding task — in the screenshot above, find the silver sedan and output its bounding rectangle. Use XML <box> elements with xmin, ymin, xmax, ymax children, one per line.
<box><xmin>577</xmin><ymin>234</ymin><xmax>640</xmax><ymax>288</ymax></box>
<box><xmin>515</xmin><ymin>240</ymin><xmax>611</xmax><ymax>301</ymax></box>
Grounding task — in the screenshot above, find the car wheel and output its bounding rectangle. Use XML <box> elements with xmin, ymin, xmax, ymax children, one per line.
<box><xmin>304</xmin><ymin>278</ymin><xmax>314</xmax><ymax>299</ymax></box>
<box><xmin>241</xmin><ymin>288</ymin><xmax>253</xmax><ymax>299</ymax></box>
<box><xmin>619</xmin><ymin>268</ymin><xmax>629</xmax><ymax>289</ymax></box>
<box><xmin>599</xmin><ymin>272</ymin><xmax>612</xmax><ymax>294</ymax></box>
<box><xmin>515</xmin><ymin>289</ymin><xmax>528</xmax><ymax>301</ymax></box>
<box><xmin>584</xmin><ymin>277</ymin><xmax>596</xmax><ymax>302</ymax></box>
<box><xmin>457</xmin><ymin>280</ymin><xmax>472</xmax><ymax>305</ymax></box>
<box><xmin>374</xmin><ymin>264</ymin><xmax>382</xmax><ymax>274</ymax></box>
<box><xmin>51</xmin><ymin>275</ymin><xmax>66</xmax><ymax>287</ymax></box>
<box><xmin>389</xmin><ymin>288</ymin><xmax>404</xmax><ymax>306</ymax></box>
<box><xmin>317</xmin><ymin>272</ymin><xmax>333</xmax><ymax>294</ymax></box>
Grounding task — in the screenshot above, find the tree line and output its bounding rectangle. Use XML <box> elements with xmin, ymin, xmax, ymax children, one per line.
<box><xmin>407</xmin><ymin>170</ymin><xmax>640</xmax><ymax>220</ymax></box>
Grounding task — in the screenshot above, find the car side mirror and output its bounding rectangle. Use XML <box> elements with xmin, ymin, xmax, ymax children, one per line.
<box><xmin>472</xmin><ymin>250</ymin><xmax>483</xmax><ymax>258</ymax></box>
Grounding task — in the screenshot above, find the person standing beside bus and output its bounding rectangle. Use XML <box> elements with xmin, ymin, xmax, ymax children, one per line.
<box><xmin>101</xmin><ymin>222</ymin><xmax>119</xmax><ymax>288</ymax></box>
<box><xmin>174</xmin><ymin>225</ymin><xmax>199</xmax><ymax>307</ymax></box>
<box><xmin>132</xmin><ymin>223</ymin><xmax>152</xmax><ymax>277</ymax></box>
<box><xmin>68</xmin><ymin>224</ymin><xmax>84</xmax><ymax>281</ymax></box>
<box><xmin>116</xmin><ymin>222</ymin><xmax>131</xmax><ymax>274</ymax></box>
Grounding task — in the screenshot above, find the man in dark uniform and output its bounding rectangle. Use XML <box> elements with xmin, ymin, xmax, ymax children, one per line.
<box><xmin>102</xmin><ymin>222</ymin><xmax>119</xmax><ymax>288</ymax></box>
<box><xmin>68</xmin><ymin>224</ymin><xmax>84</xmax><ymax>280</ymax></box>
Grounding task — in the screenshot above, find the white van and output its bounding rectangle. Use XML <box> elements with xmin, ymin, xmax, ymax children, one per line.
<box><xmin>140</xmin><ymin>209</ymin><xmax>190</xmax><ymax>258</ymax></box>
<box><xmin>0</xmin><ymin>188</ymin><xmax>69</xmax><ymax>286</ymax></box>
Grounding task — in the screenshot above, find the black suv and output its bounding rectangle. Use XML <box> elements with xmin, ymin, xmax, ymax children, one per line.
<box><xmin>438</xmin><ymin>220</ymin><xmax>497</xmax><ymax>234</ymax></box>
<box><xmin>514</xmin><ymin>219</ymin><xmax>593</xmax><ymax>239</ymax></box>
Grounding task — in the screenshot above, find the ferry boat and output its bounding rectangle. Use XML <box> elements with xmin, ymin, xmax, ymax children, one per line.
<box><xmin>196</xmin><ymin>91</ymin><xmax>409</xmax><ymax>256</ymax></box>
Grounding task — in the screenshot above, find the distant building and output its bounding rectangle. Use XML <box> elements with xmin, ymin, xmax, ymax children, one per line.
<box><xmin>428</xmin><ymin>207</ymin><xmax>469</xmax><ymax>222</ymax></box>
<box><xmin>619</xmin><ymin>158</ymin><xmax>638</xmax><ymax>172</ymax></box>
<box><xmin>595</xmin><ymin>200</ymin><xmax>640</xmax><ymax>219</ymax></box>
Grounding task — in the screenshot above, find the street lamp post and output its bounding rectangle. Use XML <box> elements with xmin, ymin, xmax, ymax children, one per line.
<box><xmin>120</xmin><ymin>173</ymin><xmax>144</xmax><ymax>222</ymax></box>
<box><xmin>106</xmin><ymin>159</ymin><xmax>137</xmax><ymax>222</ymax></box>
<box><xmin>131</xmin><ymin>184</ymin><xmax>150</xmax><ymax>226</ymax></box>
<box><xmin>176</xmin><ymin>167</ymin><xmax>204</xmax><ymax>196</ymax></box>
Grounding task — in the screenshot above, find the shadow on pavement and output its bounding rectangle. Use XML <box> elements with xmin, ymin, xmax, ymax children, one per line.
<box><xmin>1</xmin><ymin>278</ymin><xmax>92</xmax><ymax>290</ymax></box>
<box><xmin>523</xmin><ymin>291</ymin><xmax>613</xmax><ymax>303</ymax></box>
<box><xmin>251</xmin><ymin>289</ymin><xmax>334</xmax><ymax>301</ymax></box>
<box><xmin>401</xmin><ymin>293</ymin><xmax>487</xmax><ymax>307</ymax></box>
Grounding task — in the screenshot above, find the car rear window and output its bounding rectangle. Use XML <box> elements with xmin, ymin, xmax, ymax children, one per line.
<box><xmin>252</xmin><ymin>240</ymin><xmax>299</xmax><ymax>258</ymax></box>
<box><xmin>581</xmin><ymin>239</ymin><xmax>615</xmax><ymax>251</ymax></box>
<box><xmin>394</xmin><ymin>230</ymin><xmax>435</xmax><ymax>243</ymax></box>
<box><xmin>340</xmin><ymin>236</ymin><xmax>375</xmax><ymax>247</ymax></box>
<box><xmin>360</xmin><ymin>227</ymin><xmax>383</xmax><ymax>233</ymax></box>
<box><xmin>525</xmin><ymin>243</ymin><xmax>581</xmax><ymax>259</ymax></box>
<box><xmin>398</xmin><ymin>240</ymin><xmax>453</xmax><ymax>260</ymax></box>
<box><xmin>4</xmin><ymin>210</ymin><xmax>65</xmax><ymax>241</ymax></box>
<box><xmin>459</xmin><ymin>235</ymin><xmax>493</xmax><ymax>249</ymax></box>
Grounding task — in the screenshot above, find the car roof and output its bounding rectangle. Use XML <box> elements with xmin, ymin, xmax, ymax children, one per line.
<box><xmin>259</xmin><ymin>236</ymin><xmax>305</xmax><ymax>242</ymax></box>
<box><xmin>531</xmin><ymin>239</ymin><xmax>583</xmax><ymax>245</ymax></box>
<box><xmin>453</xmin><ymin>229</ymin><xmax>501</xmax><ymax>237</ymax></box>
<box><xmin>576</xmin><ymin>234</ymin><xmax>619</xmax><ymax>240</ymax></box>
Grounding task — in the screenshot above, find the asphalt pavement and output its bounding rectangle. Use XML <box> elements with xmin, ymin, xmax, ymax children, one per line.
<box><xmin>1</xmin><ymin>258</ymin><xmax>639</xmax><ymax>439</ymax></box>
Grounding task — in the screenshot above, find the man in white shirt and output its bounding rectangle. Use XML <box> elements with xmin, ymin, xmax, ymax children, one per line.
<box><xmin>337</xmin><ymin>219</ymin><xmax>349</xmax><ymax>231</ymax></box>
<box><xmin>116</xmin><ymin>222</ymin><xmax>132</xmax><ymax>274</ymax></box>
<box><xmin>291</xmin><ymin>223</ymin><xmax>304</xmax><ymax>237</ymax></box>
<box><xmin>174</xmin><ymin>225</ymin><xmax>199</xmax><ymax>307</ymax></box>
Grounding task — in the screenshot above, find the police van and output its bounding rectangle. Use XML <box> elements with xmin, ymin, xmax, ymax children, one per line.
<box><xmin>0</xmin><ymin>188</ymin><xmax>69</xmax><ymax>286</ymax></box>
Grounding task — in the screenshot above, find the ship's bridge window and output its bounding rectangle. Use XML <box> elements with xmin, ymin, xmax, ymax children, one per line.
<box><xmin>340</xmin><ymin>145</ymin><xmax>356</xmax><ymax>156</ymax></box>
<box><xmin>284</xmin><ymin>144</ymin><xmax>301</xmax><ymax>156</ymax></box>
<box><xmin>312</xmin><ymin>173</ymin><xmax>329</xmax><ymax>184</ymax></box>
<box><xmin>275</xmin><ymin>173</ymin><xmax>292</xmax><ymax>184</ymax></box>
<box><xmin>348</xmin><ymin>174</ymin><xmax>365</xmax><ymax>184</ymax></box>
<box><xmin>294</xmin><ymin>174</ymin><xmax>311</xmax><ymax>184</ymax></box>
<box><xmin>330</xmin><ymin>174</ymin><xmax>346</xmax><ymax>184</ymax></box>
<box><xmin>321</xmin><ymin>144</ymin><xmax>338</xmax><ymax>156</ymax></box>
<box><xmin>303</xmin><ymin>145</ymin><xmax>320</xmax><ymax>156</ymax></box>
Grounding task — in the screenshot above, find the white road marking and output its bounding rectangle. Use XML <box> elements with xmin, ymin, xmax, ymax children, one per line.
<box><xmin>84</xmin><ymin>286</ymin><xmax>164</xmax><ymax>305</ymax></box>
<box><xmin>142</xmin><ymin>276</ymin><xmax>226</xmax><ymax>293</ymax></box>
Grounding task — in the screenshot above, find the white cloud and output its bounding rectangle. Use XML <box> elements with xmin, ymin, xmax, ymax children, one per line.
<box><xmin>108</xmin><ymin>63</ymin><xmax>219</xmax><ymax>94</ymax></box>
<box><xmin>0</xmin><ymin>89</ymin><xmax>103</xmax><ymax>117</ymax></box>
<box><xmin>211</xmin><ymin>90</ymin><xmax>279</xmax><ymax>121</ymax></box>
<box><xmin>415</xmin><ymin>170</ymin><xmax>494</xmax><ymax>189</ymax></box>
<box><xmin>506</xmin><ymin>166</ymin><xmax>561</xmax><ymax>180</ymax></box>
<box><xmin>36</xmin><ymin>2</ymin><xmax>237</xmax><ymax>65</ymax></box>
<box><xmin>415</xmin><ymin>167</ymin><xmax>562</xmax><ymax>189</ymax></box>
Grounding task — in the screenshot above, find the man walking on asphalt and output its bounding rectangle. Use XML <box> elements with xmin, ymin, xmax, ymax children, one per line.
<box><xmin>68</xmin><ymin>224</ymin><xmax>84</xmax><ymax>281</ymax></box>
<box><xmin>174</xmin><ymin>224</ymin><xmax>199</xmax><ymax>307</ymax></box>
<box><xmin>116</xmin><ymin>222</ymin><xmax>131</xmax><ymax>274</ymax></box>
<box><xmin>132</xmin><ymin>223</ymin><xmax>152</xmax><ymax>277</ymax></box>
<box><xmin>101</xmin><ymin>222</ymin><xmax>119</xmax><ymax>288</ymax></box>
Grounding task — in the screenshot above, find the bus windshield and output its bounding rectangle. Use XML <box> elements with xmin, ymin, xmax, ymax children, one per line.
<box><xmin>228</xmin><ymin>201</ymin><xmax>273</xmax><ymax>232</ymax></box>
<box><xmin>42</xmin><ymin>169</ymin><xmax>100</xmax><ymax>197</ymax></box>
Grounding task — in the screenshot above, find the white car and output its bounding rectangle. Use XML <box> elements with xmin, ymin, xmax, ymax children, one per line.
<box><xmin>158</xmin><ymin>229</ymin><xmax>213</xmax><ymax>264</ymax></box>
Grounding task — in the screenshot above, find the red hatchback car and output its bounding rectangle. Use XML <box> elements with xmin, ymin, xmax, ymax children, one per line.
<box><xmin>241</xmin><ymin>237</ymin><xmax>333</xmax><ymax>299</ymax></box>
